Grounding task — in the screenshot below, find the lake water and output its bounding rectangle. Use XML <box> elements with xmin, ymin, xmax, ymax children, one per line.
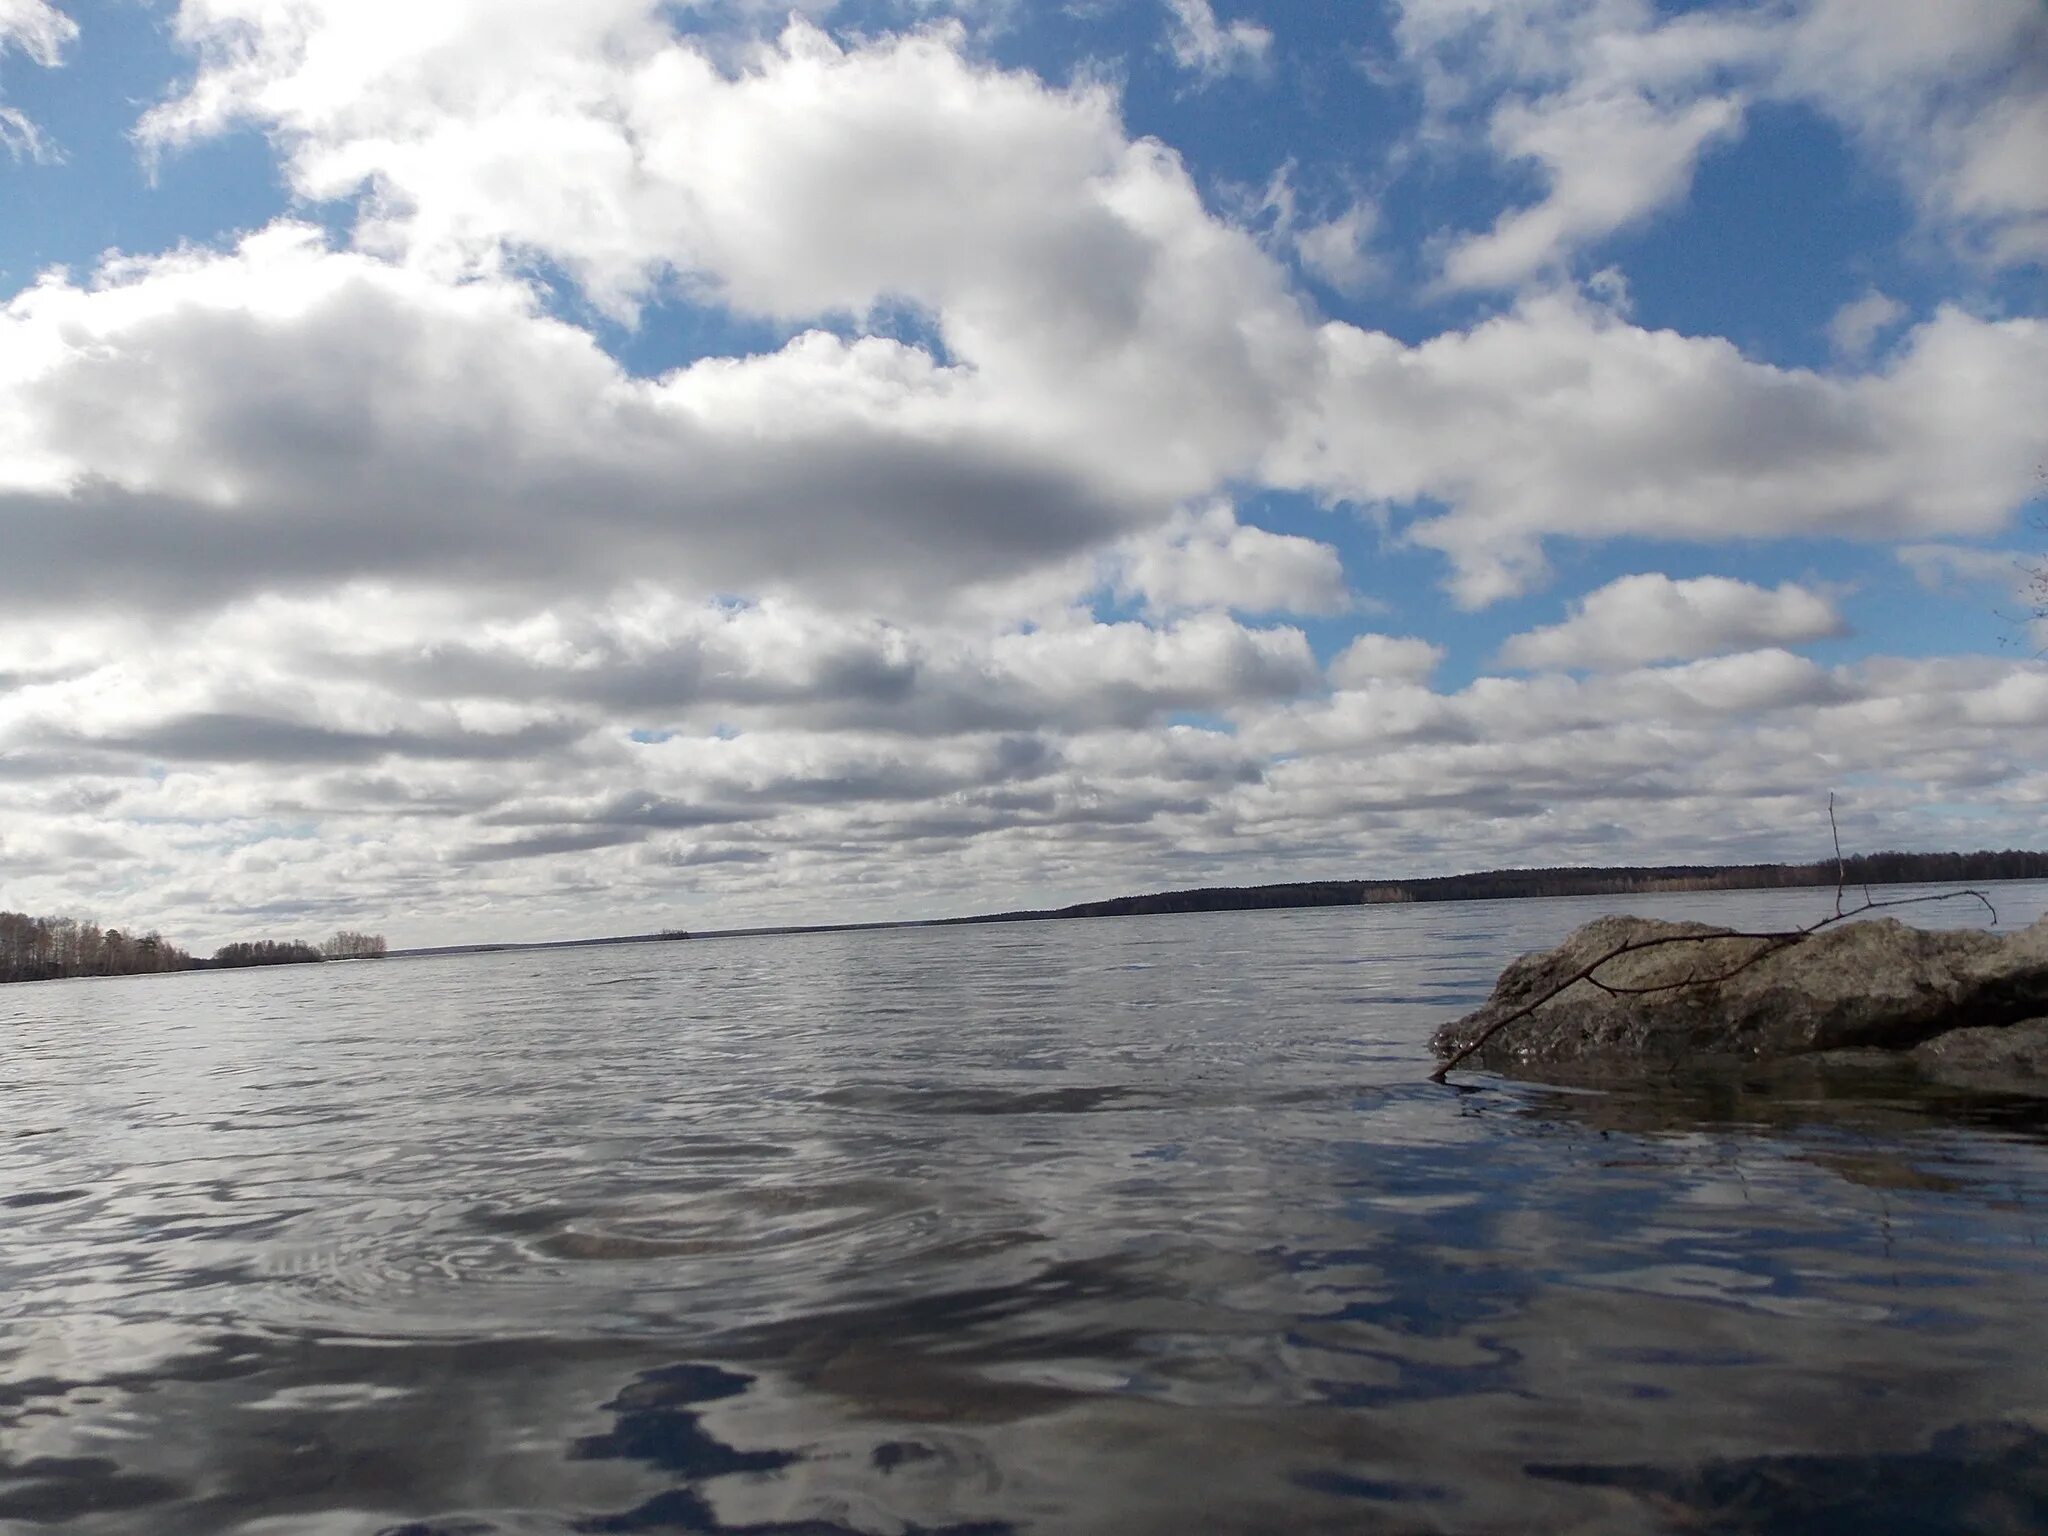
<box><xmin>6</xmin><ymin>882</ymin><xmax>2048</xmax><ymax>1535</ymax></box>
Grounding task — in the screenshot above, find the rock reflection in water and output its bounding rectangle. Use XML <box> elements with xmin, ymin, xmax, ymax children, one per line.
<box><xmin>1529</xmin><ymin>1418</ymin><xmax>2048</xmax><ymax>1535</ymax></box>
<box><xmin>1504</xmin><ymin>1057</ymin><xmax>2048</xmax><ymax>1195</ymax></box>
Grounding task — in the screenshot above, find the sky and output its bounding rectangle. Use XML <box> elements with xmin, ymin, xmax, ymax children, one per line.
<box><xmin>0</xmin><ymin>0</ymin><xmax>2044</xmax><ymax>949</ymax></box>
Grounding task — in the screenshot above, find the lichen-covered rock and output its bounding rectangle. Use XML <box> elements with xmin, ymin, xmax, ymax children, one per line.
<box><xmin>1432</xmin><ymin>913</ymin><xmax>2048</xmax><ymax>1077</ymax></box>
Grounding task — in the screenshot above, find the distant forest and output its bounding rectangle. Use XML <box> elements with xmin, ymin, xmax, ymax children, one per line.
<box><xmin>955</xmin><ymin>849</ymin><xmax>2048</xmax><ymax>925</ymax></box>
<box><xmin>0</xmin><ymin>916</ymin><xmax>386</xmax><ymax>986</ymax></box>
<box><xmin>0</xmin><ymin>914</ymin><xmax>193</xmax><ymax>984</ymax></box>
<box><xmin>7</xmin><ymin>850</ymin><xmax>2047</xmax><ymax>984</ymax></box>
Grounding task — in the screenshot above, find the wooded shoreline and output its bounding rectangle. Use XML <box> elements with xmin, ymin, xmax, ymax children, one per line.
<box><xmin>952</xmin><ymin>849</ymin><xmax>2048</xmax><ymax>926</ymax></box>
<box><xmin>10</xmin><ymin>851</ymin><xmax>2047</xmax><ymax>981</ymax></box>
<box><xmin>0</xmin><ymin>920</ymin><xmax>386</xmax><ymax>986</ymax></box>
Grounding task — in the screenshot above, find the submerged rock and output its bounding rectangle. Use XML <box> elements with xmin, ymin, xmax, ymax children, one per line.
<box><xmin>1906</xmin><ymin>1018</ymin><xmax>2048</xmax><ymax>1088</ymax></box>
<box><xmin>1432</xmin><ymin>913</ymin><xmax>2048</xmax><ymax>1080</ymax></box>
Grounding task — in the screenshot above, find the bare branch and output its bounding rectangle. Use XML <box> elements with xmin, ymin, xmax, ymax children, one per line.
<box><xmin>1829</xmin><ymin>791</ymin><xmax>1844</xmax><ymax>918</ymax></box>
<box><xmin>1429</xmin><ymin>887</ymin><xmax>1997</xmax><ymax>1084</ymax></box>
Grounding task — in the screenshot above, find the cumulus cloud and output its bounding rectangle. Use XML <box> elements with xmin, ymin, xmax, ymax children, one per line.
<box><xmin>1498</xmin><ymin>574</ymin><xmax>1847</xmax><ymax>671</ymax></box>
<box><xmin>1249</xmin><ymin>650</ymin><xmax>2047</xmax><ymax>838</ymax></box>
<box><xmin>0</xmin><ymin>588</ymin><xmax>1324</xmax><ymax>763</ymax></box>
<box><xmin>1276</xmin><ymin>296</ymin><xmax>2048</xmax><ymax>605</ymax></box>
<box><xmin>1</xmin><ymin>0</ymin><xmax>2043</xmax><ymax>946</ymax></box>
<box><xmin>1328</xmin><ymin>634</ymin><xmax>1444</xmax><ymax>688</ymax></box>
<box><xmin>144</xmin><ymin>9</ymin><xmax>1304</xmax><ymax>369</ymax></box>
<box><xmin>133</xmin><ymin>12</ymin><xmax>1317</xmax><ymax>571</ymax></box>
<box><xmin>0</xmin><ymin>226</ymin><xmax>1162</xmax><ymax>614</ymax></box>
<box><xmin>20</xmin><ymin>695</ymin><xmax>2028</xmax><ymax>938</ymax></box>
<box><xmin>1780</xmin><ymin>0</ymin><xmax>2048</xmax><ymax>268</ymax></box>
<box><xmin>1114</xmin><ymin>504</ymin><xmax>1348</xmax><ymax>617</ymax></box>
<box><xmin>4</xmin><ymin>571</ymin><xmax>2045</xmax><ymax>945</ymax></box>
<box><xmin>109</xmin><ymin>5</ymin><xmax>2046</xmax><ymax>617</ymax></box>
<box><xmin>11</xmin><ymin>218</ymin><xmax>2031</xmax><ymax>628</ymax></box>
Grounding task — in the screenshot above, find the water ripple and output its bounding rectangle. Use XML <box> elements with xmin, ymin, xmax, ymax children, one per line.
<box><xmin>3</xmin><ymin>884</ymin><xmax>2047</xmax><ymax>1533</ymax></box>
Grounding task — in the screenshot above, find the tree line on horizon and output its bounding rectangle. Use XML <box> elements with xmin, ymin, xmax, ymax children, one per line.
<box><xmin>0</xmin><ymin>913</ymin><xmax>193</xmax><ymax>983</ymax></box>
<box><xmin>0</xmin><ymin>913</ymin><xmax>387</xmax><ymax>985</ymax></box>
<box><xmin>961</xmin><ymin>848</ymin><xmax>2048</xmax><ymax>924</ymax></box>
<box><xmin>7</xmin><ymin>849</ymin><xmax>2046</xmax><ymax>982</ymax></box>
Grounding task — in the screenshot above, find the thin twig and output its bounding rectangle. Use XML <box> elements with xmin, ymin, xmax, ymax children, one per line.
<box><xmin>1428</xmin><ymin>887</ymin><xmax>1997</xmax><ymax>1084</ymax></box>
<box><xmin>1829</xmin><ymin>792</ymin><xmax>1876</xmax><ymax>908</ymax></box>
<box><xmin>1830</xmin><ymin>791</ymin><xmax>1845</xmax><ymax>919</ymax></box>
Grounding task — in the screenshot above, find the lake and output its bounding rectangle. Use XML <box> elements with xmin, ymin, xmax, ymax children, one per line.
<box><xmin>5</xmin><ymin>882</ymin><xmax>2048</xmax><ymax>1534</ymax></box>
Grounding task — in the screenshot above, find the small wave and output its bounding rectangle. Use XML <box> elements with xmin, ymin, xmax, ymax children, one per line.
<box><xmin>815</xmin><ymin>1084</ymin><xmax>1147</xmax><ymax>1116</ymax></box>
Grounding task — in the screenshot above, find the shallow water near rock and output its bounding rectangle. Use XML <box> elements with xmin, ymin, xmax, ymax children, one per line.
<box><xmin>5</xmin><ymin>882</ymin><xmax>2048</xmax><ymax>1534</ymax></box>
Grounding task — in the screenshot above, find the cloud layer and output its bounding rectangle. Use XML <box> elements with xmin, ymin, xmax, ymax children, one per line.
<box><xmin>0</xmin><ymin>0</ymin><xmax>2042</xmax><ymax>946</ymax></box>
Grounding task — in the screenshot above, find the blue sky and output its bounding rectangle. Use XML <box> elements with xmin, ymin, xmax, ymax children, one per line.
<box><xmin>0</xmin><ymin>0</ymin><xmax>2044</xmax><ymax>946</ymax></box>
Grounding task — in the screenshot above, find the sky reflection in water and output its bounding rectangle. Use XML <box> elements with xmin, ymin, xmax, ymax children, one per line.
<box><xmin>4</xmin><ymin>884</ymin><xmax>2048</xmax><ymax>1534</ymax></box>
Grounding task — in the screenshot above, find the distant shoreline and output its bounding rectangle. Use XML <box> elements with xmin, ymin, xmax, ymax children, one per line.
<box><xmin>392</xmin><ymin>850</ymin><xmax>2048</xmax><ymax>960</ymax></box>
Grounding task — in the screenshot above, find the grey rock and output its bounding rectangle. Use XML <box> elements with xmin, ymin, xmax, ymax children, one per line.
<box><xmin>1909</xmin><ymin>1017</ymin><xmax>2048</xmax><ymax>1085</ymax></box>
<box><xmin>1432</xmin><ymin>913</ymin><xmax>2048</xmax><ymax>1078</ymax></box>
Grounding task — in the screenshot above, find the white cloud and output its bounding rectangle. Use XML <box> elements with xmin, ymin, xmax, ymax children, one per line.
<box><xmin>0</xmin><ymin>577</ymin><xmax>1333</xmax><ymax>940</ymax></box>
<box><xmin>3</xmin><ymin>0</ymin><xmax>2045</xmax><ymax>944</ymax></box>
<box><xmin>1827</xmin><ymin>287</ymin><xmax>1907</xmax><ymax>362</ymax></box>
<box><xmin>1780</xmin><ymin>0</ymin><xmax>2048</xmax><ymax>267</ymax></box>
<box><xmin>118</xmin><ymin>5</ymin><xmax>2048</xmax><ymax>618</ymax></box>
<box><xmin>0</xmin><ymin>0</ymin><xmax>73</xmax><ymax>161</ymax></box>
<box><xmin>0</xmin><ymin>225</ymin><xmax>1173</xmax><ymax>614</ymax></box>
<box><xmin>1441</xmin><ymin>85</ymin><xmax>1744</xmax><ymax>291</ymax></box>
<box><xmin>1397</xmin><ymin>0</ymin><xmax>1765</xmax><ymax>288</ymax></box>
<box><xmin>9</xmin><ymin>571</ymin><xmax>2045</xmax><ymax>947</ymax></box>
<box><xmin>1395</xmin><ymin>0</ymin><xmax>2048</xmax><ymax>287</ymax></box>
<box><xmin>1114</xmin><ymin>503</ymin><xmax>1347</xmax><ymax>617</ymax></box>
<box><xmin>1275</xmin><ymin>296</ymin><xmax>2048</xmax><ymax>605</ymax></box>
<box><xmin>1162</xmin><ymin>0</ymin><xmax>1272</xmax><ymax>83</ymax></box>
<box><xmin>1329</xmin><ymin>634</ymin><xmax>1444</xmax><ymax>688</ymax></box>
<box><xmin>141</xmin><ymin>12</ymin><xmax>1318</xmax><ymax>519</ymax></box>
<box><xmin>1498</xmin><ymin>574</ymin><xmax>1847</xmax><ymax>671</ymax></box>
<box><xmin>1295</xmin><ymin>201</ymin><xmax>1379</xmax><ymax>295</ymax></box>
<box><xmin>0</xmin><ymin>0</ymin><xmax>72</xmax><ymax>63</ymax></box>
<box><xmin>1248</xmin><ymin>651</ymin><xmax>2048</xmax><ymax>844</ymax></box>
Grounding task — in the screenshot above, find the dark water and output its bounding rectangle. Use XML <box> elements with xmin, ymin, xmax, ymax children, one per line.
<box><xmin>6</xmin><ymin>884</ymin><xmax>2048</xmax><ymax>1535</ymax></box>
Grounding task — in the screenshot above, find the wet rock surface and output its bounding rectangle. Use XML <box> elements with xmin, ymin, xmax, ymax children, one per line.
<box><xmin>1433</xmin><ymin>914</ymin><xmax>2048</xmax><ymax>1081</ymax></box>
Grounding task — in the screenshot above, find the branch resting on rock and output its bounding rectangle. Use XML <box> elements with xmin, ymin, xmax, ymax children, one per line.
<box><xmin>1428</xmin><ymin>888</ymin><xmax>1998</xmax><ymax>1085</ymax></box>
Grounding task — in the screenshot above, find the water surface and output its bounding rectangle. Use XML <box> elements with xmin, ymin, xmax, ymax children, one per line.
<box><xmin>5</xmin><ymin>883</ymin><xmax>2048</xmax><ymax>1534</ymax></box>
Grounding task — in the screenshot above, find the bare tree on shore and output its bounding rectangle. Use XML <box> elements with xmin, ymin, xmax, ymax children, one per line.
<box><xmin>0</xmin><ymin>912</ymin><xmax>192</xmax><ymax>983</ymax></box>
<box><xmin>320</xmin><ymin>931</ymin><xmax>389</xmax><ymax>960</ymax></box>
